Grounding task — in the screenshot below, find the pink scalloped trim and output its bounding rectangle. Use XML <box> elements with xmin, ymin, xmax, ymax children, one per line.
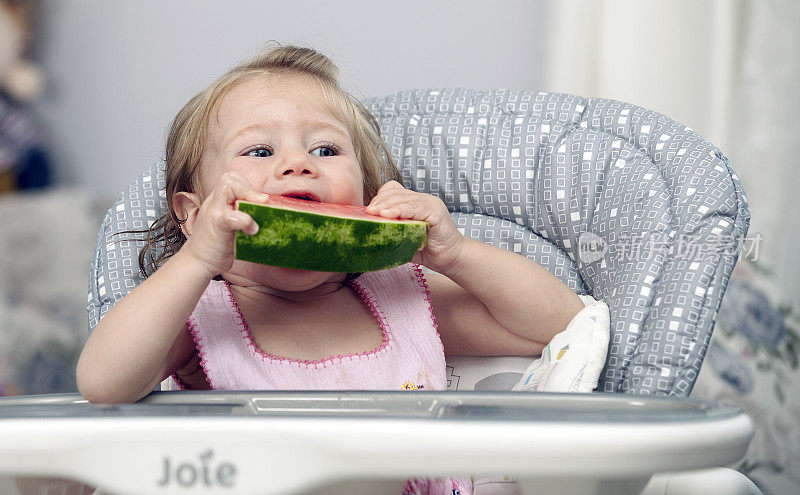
<box><xmin>169</xmin><ymin>373</ymin><xmax>189</xmax><ymax>391</ymax></box>
<box><xmin>410</xmin><ymin>263</ymin><xmax>445</xmax><ymax>354</ymax></box>
<box><xmin>171</xmin><ymin>315</ymin><xmax>215</xmax><ymax>390</ymax></box>
<box><xmin>223</xmin><ymin>280</ymin><xmax>392</xmax><ymax>368</ymax></box>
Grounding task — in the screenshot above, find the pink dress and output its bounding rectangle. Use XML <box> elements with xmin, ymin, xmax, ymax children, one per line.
<box><xmin>172</xmin><ymin>263</ymin><xmax>470</xmax><ymax>494</ymax></box>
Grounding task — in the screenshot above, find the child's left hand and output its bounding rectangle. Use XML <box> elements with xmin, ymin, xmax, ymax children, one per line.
<box><xmin>365</xmin><ymin>181</ymin><xmax>465</xmax><ymax>273</ymax></box>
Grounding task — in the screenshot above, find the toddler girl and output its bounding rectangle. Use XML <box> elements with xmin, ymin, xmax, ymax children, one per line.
<box><xmin>77</xmin><ymin>44</ymin><xmax>585</xmax><ymax>495</ymax></box>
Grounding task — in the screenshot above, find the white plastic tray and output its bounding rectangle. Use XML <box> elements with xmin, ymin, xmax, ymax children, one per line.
<box><xmin>0</xmin><ymin>391</ymin><xmax>754</xmax><ymax>495</ymax></box>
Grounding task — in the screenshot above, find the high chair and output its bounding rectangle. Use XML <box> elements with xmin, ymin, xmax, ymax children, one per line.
<box><xmin>0</xmin><ymin>89</ymin><xmax>758</xmax><ymax>494</ymax></box>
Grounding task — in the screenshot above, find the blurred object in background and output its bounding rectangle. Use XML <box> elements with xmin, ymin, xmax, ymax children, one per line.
<box><xmin>0</xmin><ymin>189</ymin><xmax>107</xmax><ymax>397</ymax></box>
<box><xmin>0</xmin><ymin>0</ymin><xmax>51</xmax><ymax>192</ymax></box>
<box><xmin>693</xmin><ymin>258</ymin><xmax>800</xmax><ymax>495</ymax></box>
<box><xmin>543</xmin><ymin>0</ymin><xmax>800</xmax><ymax>332</ymax></box>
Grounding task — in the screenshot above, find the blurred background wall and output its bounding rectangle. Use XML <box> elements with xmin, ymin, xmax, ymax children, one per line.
<box><xmin>29</xmin><ymin>0</ymin><xmax>548</xmax><ymax>195</ymax></box>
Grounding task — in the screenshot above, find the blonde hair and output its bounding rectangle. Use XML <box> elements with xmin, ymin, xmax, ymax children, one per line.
<box><xmin>134</xmin><ymin>43</ymin><xmax>402</xmax><ymax>276</ymax></box>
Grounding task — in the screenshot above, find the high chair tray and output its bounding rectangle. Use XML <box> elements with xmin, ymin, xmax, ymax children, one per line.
<box><xmin>0</xmin><ymin>391</ymin><xmax>753</xmax><ymax>495</ymax></box>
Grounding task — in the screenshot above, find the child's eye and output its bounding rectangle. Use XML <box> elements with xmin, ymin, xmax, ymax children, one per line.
<box><xmin>310</xmin><ymin>144</ymin><xmax>339</xmax><ymax>157</ymax></box>
<box><xmin>245</xmin><ymin>147</ymin><xmax>272</xmax><ymax>158</ymax></box>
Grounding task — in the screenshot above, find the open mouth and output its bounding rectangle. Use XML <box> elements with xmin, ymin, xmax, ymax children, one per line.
<box><xmin>282</xmin><ymin>193</ymin><xmax>320</xmax><ymax>202</ymax></box>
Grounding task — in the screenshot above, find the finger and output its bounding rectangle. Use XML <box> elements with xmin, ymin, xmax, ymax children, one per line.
<box><xmin>379</xmin><ymin>195</ymin><xmax>448</xmax><ymax>225</ymax></box>
<box><xmin>366</xmin><ymin>196</ymin><xmax>404</xmax><ymax>214</ymax></box>
<box><xmin>214</xmin><ymin>173</ymin><xmax>245</xmax><ymax>207</ymax></box>
<box><xmin>215</xmin><ymin>209</ymin><xmax>259</xmax><ymax>235</ymax></box>
<box><xmin>377</xmin><ymin>180</ymin><xmax>405</xmax><ymax>193</ymax></box>
<box><xmin>373</xmin><ymin>198</ymin><xmax>421</xmax><ymax>220</ymax></box>
<box><xmin>241</xmin><ymin>189</ymin><xmax>270</xmax><ymax>205</ymax></box>
<box><xmin>374</xmin><ymin>181</ymin><xmax>406</xmax><ymax>197</ymax></box>
<box><xmin>373</xmin><ymin>186</ymin><xmax>413</xmax><ymax>203</ymax></box>
<box><xmin>367</xmin><ymin>188</ymin><xmax>415</xmax><ymax>212</ymax></box>
<box><xmin>373</xmin><ymin>192</ymin><xmax>422</xmax><ymax>210</ymax></box>
<box><xmin>215</xmin><ymin>172</ymin><xmax>269</xmax><ymax>207</ymax></box>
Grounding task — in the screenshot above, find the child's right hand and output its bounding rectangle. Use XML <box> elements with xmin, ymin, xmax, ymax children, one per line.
<box><xmin>180</xmin><ymin>171</ymin><xmax>269</xmax><ymax>278</ymax></box>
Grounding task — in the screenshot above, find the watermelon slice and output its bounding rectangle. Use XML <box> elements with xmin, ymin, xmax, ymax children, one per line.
<box><xmin>234</xmin><ymin>196</ymin><xmax>428</xmax><ymax>272</ymax></box>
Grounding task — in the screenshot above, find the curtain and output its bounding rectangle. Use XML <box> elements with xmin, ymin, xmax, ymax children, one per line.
<box><xmin>727</xmin><ymin>0</ymin><xmax>800</xmax><ymax>311</ymax></box>
<box><xmin>543</xmin><ymin>0</ymin><xmax>800</xmax><ymax>310</ymax></box>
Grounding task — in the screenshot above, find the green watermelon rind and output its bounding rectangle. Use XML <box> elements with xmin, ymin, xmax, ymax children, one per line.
<box><xmin>234</xmin><ymin>200</ymin><xmax>428</xmax><ymax>272</ymax></box>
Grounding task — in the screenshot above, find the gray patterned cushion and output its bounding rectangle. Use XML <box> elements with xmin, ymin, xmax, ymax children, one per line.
<box><xmin>87</xmin><ymin>89</ymin><xmax>750</xmax><ymax>396</ymax></box>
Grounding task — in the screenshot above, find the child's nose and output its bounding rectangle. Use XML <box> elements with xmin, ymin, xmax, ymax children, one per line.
<box><xmin>277</xmin><ymin>150</ymin><xmax>317</xmax><ymax>177</ymax></box>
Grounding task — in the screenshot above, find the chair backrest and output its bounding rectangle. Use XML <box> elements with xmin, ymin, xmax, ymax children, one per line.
<box><xmin>87</xmin><ymin>89</ymin><xmax>750</xmax><ymax>396</ymax></box>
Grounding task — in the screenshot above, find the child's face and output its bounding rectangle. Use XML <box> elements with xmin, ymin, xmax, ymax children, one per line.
<box><xmin>201</xmin><ymin>73</ymin><xmax>364</xmax><ymax>290</ymax></box>
<box><xmin>202</xmin><ymin>73</ymin><xmax>363</xmax><ymax>206</ymax></box>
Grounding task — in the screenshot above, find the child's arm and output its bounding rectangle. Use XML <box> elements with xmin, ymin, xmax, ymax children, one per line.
<box><xmin>422</xmin><ymin>241</ymin><xmax>585</xmax><ymax>355</ymax></box>
<box><xmin>77</xmin><ymin>172</ymin><xmax>268</xmax><ymax>403</ymax></box>
<box><xmin>77</xmin><ymin>250</ymin><xmax>213</xmax><ymax>403</ymax></box>
<box><xmin>366</xmin><ymin>181</ymin><xmax>585</xmax><ymax>356</ymax></box>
